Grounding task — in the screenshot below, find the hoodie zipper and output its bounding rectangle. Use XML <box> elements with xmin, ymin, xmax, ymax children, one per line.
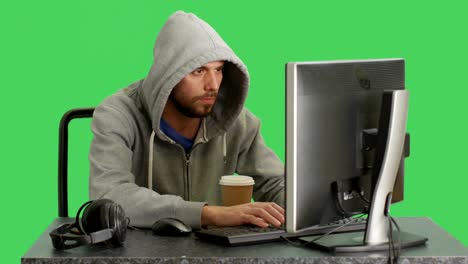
<box><xmin>185</xmin><ymin>153</ymin><xmax>191</xmax><ymax>200</ymax></box>
<box><xmin>166</xmin><ymin>135</ymin><xmax>204</xmax><ymax>201</ymax></box>
<box><xmin>167</xmin><ymin>140</ymin><xmax>192</xmax><ymax>200</ymax></box>
<box><xmin>183</xmin><ymin>142</ymin><xmax>205</xmax><ymax>201</ymax></box>
<box><xmin>160</xmin><ymin>126</ymin><xmax>206</xmax><ymax>201</ymax></box>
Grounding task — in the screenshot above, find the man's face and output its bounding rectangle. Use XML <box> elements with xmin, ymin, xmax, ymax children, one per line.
<box><xmin>169</xmin><ymin>61</ymin><xmax>224</xmax><ymax>118</ymax></box>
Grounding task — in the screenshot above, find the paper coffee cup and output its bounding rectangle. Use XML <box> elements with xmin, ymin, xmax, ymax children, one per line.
<box><xmin>219</xmin><ymin>175</ymin><xmax>255</xmax><ymax>206</ymax></box>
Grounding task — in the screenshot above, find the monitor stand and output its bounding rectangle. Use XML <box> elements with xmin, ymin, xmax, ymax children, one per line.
<box><xmin>304</xmin><ymin>91</ymin><xmax>428</xmax><ymax>253</ymax></box>
<box><xmin>300</xmin><ymin>230</ymin><xmax>428</xmax><ymax>253</ymax></box>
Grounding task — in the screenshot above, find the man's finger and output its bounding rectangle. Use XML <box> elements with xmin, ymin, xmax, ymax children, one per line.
<box><xmin>271</xmin><ymin>203</ymin><xmax>285</xmax><ymax>215</ymax></box>
<box><xmin>248</xmin><ymin>207</ymin><xmax>281</xmax><ymax>227</ymax></box>
<box><xmin>252</xmin><ymin>203</ymin><xmax>285</xmax><ymax>225</ymax></box>
<box><xmin>244</xmin><ymin>214</ymin><xmax>268</xmax><ymax>228</ymax></box>
<box><xmin>254</xmin><ymin>202</ymin><xmax>285</xmax><ymax>215</ymax></box>
<box><xmin>264</xmin><ymin>204</ymin><xmax>285</xmax><ymax>224</ymax></box>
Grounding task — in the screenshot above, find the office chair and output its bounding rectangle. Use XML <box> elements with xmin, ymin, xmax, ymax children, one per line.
<box><xmin>58</xmin><ymin>107</ymin><xmax>95</xmax><ymax>217</ymax></box>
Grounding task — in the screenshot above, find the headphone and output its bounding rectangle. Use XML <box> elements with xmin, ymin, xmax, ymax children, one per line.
<box><xmin>49</xmin><ymin>199</ymin><xmax>129</xmax><ymax>250</ymax></box>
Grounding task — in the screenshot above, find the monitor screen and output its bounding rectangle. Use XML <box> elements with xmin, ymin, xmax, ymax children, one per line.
<box><xmin>285</xmin><ymin>58</ymin><xmax>407</xmax><ymax>233</ymax></box>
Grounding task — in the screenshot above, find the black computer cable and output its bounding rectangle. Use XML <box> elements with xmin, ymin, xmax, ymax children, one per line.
<box><xmin>334</xmin><ymin>191</ymin><xmax>369</xmax><ymax>217</ymax></box>
<box><xmin>388</xmin><ymin>215</ymin><xmax>395</xmax><ymax>264</ymax></box>
<box><xmin>357</xmin><ymin>190</ymin><xmax>370</xmax><ymax>204</ymax></box>
<box><xmin>331</xmin><ymin>178</ymin><xmax>371</xmax><ymax>218</ymax></box>
<box><xmin>280</xmin><ymin>213</ymin><xmax>368</xmax><ymax>247</ymax></box>
<box><xmin>386</xmin><ymin>214</ymin><xmax>402</xmax><ymax>264</ymax></box>
<box><xmin>390</xmin><ymin>216</ymin><xmax>401</xmax><ymax>262</ymax></box>
<box><xmin>281</xmin><ymin>212</ymin><xmax>400</xmax><ymax>264</ymax></box>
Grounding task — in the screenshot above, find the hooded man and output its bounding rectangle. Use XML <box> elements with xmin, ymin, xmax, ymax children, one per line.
<box><xmin>89</xmin><ymin>11</ymin><xmax>284</xmax><ymax>230</ymax></box>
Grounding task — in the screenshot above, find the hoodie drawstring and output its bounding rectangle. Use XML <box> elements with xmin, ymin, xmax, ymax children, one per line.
<box><xmin>148</xmin><ymin>130</ymin><xmax>156</xmax><ymax>189</ymax></box>
<box><xmin>203</xmin><ymin>119</ymin><xmax>226</xmax><ymax>164</ymax></box>
<box><xmin>223</xmin><ymin>133</ymin><xmax>227</xmax><ymax>164</ymax></box>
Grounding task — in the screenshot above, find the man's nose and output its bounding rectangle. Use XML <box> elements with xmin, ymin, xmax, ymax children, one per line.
<box><xmin>204</xmin><ymin>71</ymin><xmax>221</xmax><ymax>92</ymax></box>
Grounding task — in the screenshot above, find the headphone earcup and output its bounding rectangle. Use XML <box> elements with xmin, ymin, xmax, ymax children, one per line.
<box><xmin>108</xmin><ymin>203</ymin><xmax>127</xmax><ymax>245</ymax></box>
<box><xmin>81</xmin><ymin>199</ymin><xmax>127</xmax><ymax>246</ymax></box>
<box><xmin>81</xmin><ymin>199</ymin><xmax>113</xmax><ymax>234</ymax></box>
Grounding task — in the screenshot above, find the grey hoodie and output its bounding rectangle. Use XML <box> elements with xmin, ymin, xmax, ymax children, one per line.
<box><xmin>89</xmin><ymin>11</ymin><xmax>284</xmax><ymax>229</ymax></box>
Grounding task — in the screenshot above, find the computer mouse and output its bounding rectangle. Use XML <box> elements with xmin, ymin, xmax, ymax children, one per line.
<box><xmin>152</xmin><ymin>218</ymin><xmax>192</xmax><ymax>236</ymax></box>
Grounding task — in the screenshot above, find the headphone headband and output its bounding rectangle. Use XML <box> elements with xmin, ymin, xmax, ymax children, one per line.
<box><xmin>49</xmin><ymin>223</ymin><xmax>92</xmax><ymax>250</ymax></box>
<box><xmin>49</xmin><ymin>199</ymin><xmax>127</xmax><ymax>250</ymax></box>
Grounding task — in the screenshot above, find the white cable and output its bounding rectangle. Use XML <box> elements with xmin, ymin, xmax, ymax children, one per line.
<box><xmin>203</xmin><ymin>118</ymin><xmax>207</xmax><ymax>140</ymax></box>
<box><xmin>223</xmin><ymin>133</ymin><xmax>227</xmax><ymax>164</ymax></box>
<box><xmin>148</xmin><ymin>130</ymin><xmax>156</xmax><ymax>189</ymax></box>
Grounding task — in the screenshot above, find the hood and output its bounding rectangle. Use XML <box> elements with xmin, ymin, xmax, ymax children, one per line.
<box><xmin>140</xmin><ymin>11</ymin><xmax>249</xmax><ymax>141</ymax></box>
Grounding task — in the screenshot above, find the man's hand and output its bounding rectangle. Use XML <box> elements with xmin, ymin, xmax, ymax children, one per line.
<box><xmin>201</xmin><ymin>202</ymin><xmax>284</xmax><ymax>228</ymax></box>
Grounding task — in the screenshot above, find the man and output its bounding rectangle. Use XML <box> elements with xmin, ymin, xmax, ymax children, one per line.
<box><xmin>89</xmin><ymin>11</ymin><xmax>284</xmax><ymax>230</ymax></box>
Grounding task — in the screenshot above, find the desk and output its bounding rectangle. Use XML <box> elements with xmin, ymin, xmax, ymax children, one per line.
<box><xmin>22</xmin><ymin>217</ymin><xmax>468</xmax><ymax>263</ymax></box>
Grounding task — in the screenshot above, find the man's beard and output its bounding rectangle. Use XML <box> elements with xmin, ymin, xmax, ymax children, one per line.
<box><xmin>169</xmin><ymin>92</ymin><xmax>216</xmax><ymax>118</ymax></box>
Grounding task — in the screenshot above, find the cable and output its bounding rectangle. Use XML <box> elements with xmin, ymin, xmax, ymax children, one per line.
<box><xmin>281</xmin><ymin>213</ymin><xmax>367</xmax><ymax>247</ymax></box>
<box><xmin>386</xmin><ymin>215</ymin><xmax>402</xmax><ymax>264</ymax></box>
<box><xmin>281</xmin><ymin>236</ymin><xmax>306</xmax><ymax>247</ymax></box>
<box><xmin>390</xmin><ymin>216</ymin><xmax>401</xmax><ymax>262</ymax></box>
<box><xmin>357</xmin><ymin>190</ymin><xmax>370</xmax><ymax>204</ymax></box>
<box><xmin>387</xmin><ymin>216</ymin><xmax>394</xmax><ymax>264</ymax></box>
<box><xmin>281</xmin><ymin>213</ymin><xmax>402</xmax><ymax>263</ymax></box>
<box><xmin>334</xmin><ymin>192</ymin><xmax>368</xmax><ymax>217</ymax></box>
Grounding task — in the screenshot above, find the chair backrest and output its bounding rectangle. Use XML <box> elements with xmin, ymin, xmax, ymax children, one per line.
<box><xmin>58</xmin><ymin>108</ymin><xmax>95</xmax><ymax>217</ymax></box>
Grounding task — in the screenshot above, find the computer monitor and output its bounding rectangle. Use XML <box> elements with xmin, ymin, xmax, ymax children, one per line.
<box><xmin>285</xmin><ymin>59</ymin><xmax>427</xmax><ymax>252</ymax></box>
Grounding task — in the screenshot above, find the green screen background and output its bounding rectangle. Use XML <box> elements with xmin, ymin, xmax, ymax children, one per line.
<box><xmin>2</xmin><ymin>1</ymin><xmax>467</xmax><ymax>262</ymax></box>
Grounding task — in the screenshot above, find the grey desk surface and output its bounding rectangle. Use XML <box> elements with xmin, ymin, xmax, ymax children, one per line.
<box><xmin>22</xmin><ymin>217</ymin><xmax>468</xmax><ymax>264</ymax></box>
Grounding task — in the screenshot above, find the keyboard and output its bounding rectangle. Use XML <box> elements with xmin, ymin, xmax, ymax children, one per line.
<box><xmin>195</xmin><ymin>216</ymin><xmax>367</xmax><ymax>246</ymax></box>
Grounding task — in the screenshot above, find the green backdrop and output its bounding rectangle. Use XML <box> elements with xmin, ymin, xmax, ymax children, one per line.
<box><xmin>2</xmin><ymin>1</ymin><xmax>467</xmax><ymax>262</ymax></box>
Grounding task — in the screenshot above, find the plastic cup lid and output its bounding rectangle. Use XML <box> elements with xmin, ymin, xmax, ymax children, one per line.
<box><xmin>219</xmin><ymin>175</ymin><xmax>255</xmax><ymax>186</ymax></box>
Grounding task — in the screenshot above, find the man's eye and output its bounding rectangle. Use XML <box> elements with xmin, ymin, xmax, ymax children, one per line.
<box><xmin>193</xmin><ymin>69</ymin><xmax>204</xmax><ymax>75</ymax></box>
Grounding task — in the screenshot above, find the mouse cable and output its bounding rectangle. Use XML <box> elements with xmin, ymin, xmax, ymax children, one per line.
<box><xmin>125</xmin><ymin>218</ymin><xmax>140</xmax><ymax>231</ymax></box>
